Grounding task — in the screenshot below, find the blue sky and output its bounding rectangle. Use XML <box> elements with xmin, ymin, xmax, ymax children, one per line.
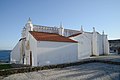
<box><xmin>0</xmin><ymin>0</ymin><xmax>120</xmax><ymax>50</ymax></box>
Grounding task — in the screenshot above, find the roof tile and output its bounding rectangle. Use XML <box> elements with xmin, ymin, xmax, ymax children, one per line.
<box><xmin>29</xmin><ymin>31</ymin><xmax>78</xmax><ymax>43</ymax></box>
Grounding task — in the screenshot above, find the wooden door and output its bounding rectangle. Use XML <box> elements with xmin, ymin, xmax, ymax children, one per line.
<box><xmin>30</xmin><ymin>51</ymin><xmax>32</xmax><ymax>66</ymax></box>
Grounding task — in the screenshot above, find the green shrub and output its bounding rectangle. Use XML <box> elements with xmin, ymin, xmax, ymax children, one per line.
<box><xmin>0</xmin><ymin>64</ymin><xmax>11</xmax><ymax>70</ymax></box>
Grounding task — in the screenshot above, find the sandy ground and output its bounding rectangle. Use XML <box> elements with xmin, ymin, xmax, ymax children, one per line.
<box><xmin>1</xmin><ymin>62</ymin><xmax>120</xmax><ymax>80</ymax></box>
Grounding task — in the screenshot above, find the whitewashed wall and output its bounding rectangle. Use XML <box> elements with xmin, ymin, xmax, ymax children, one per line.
<box><xmin>97</xmin><ymin>34</ymin><xmax>109</xmax><ymax>55</ymax></box>
<box><xmin>97</xmin><ymin>34</ymin><xmax>104</xmax><ymax>55</ymax></box>
<box><xmin>10</xmin><ymin>41</ymin><xmax>21</xmax><ymax>63</ymax></box>
<box><xmin>103</xmin><ymin>35</ymin><xmax>109</xmax><ymax>54</ymax></box>
<box><xmin>70</xmin><ymin>32</ymin><xmax>92</xmax><ymax>59</ymax></box>
<box><xmin>29</xmin><ymin>33</ymin><xmax>38</xmax><ymax>66</ymax></box>
<box><xmin>36</xmin><ymin>41</ymin><xmax>78</xmax><ymax>66</ymax></box>
<box><xmin>92</xmin><ymin>31</ymin><xmax>100</xmax><ymax>56</ymax></box>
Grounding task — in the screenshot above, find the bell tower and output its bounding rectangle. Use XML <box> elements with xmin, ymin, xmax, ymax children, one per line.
<box><xmin>80</xmin><ymin>25</ymin><xmax>84</xmax><ymax>33</ymax></box>
<box><xmin>59</xmin><ymin>22</ymin><xmax>64</xmax><ymax>36</ymax></box>
<box><xmin>25</xmin><ymin>17</ymin><xmax>33</xmax><ymax>31</ymax></box>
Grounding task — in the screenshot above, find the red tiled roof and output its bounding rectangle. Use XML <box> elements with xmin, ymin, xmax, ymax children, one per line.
<box><xmin>29</xmin><ymin>31</ymin><xmax>78</xmax><ymax>43</ymax></box>
<box><xmin>68</xmin><ymin>33</ymin><xmax>82</xmax><ymax>37</ymax></box>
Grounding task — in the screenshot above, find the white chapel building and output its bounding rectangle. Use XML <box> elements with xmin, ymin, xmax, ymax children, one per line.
<box><xmin>11</xmin><ymin>18</ymin><xmax>109</xmax><ymax>66</ymax></box>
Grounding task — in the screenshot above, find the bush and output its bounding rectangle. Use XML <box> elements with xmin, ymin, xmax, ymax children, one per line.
<box><xmin>0</xmin><ymin>64</ymin><xmax>11</xmax><ymax>70</ymax></box>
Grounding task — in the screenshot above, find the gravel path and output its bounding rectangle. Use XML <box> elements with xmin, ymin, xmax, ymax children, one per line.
<box><xmin>2</xmin><ymin>63</ymin><xmax>120</xmax><ymax>80</ymax></box>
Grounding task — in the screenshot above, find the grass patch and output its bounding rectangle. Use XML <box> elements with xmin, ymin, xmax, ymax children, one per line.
<box><xmin>0</xmin><ymin>64</ymin><xmax>12</xmax><ymax>70</ymax></box>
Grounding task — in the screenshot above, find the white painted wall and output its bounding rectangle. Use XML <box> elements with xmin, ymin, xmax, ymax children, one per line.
<box><xmin>36</xmin><ymin>41</ymin><xmax>78</xmax><ymax>66</ymax></box>
<box><xmin>10</xmin><ymin>41</ymin><xmax>21</xmax><ymax>63</ymax></box>
<box><xmin>70</xmin><ymin>32</ymin><xmax>92</xmax><ymax>59</ymax></box>
<box><xmin>97</xmin><ymin>34</ymin><xmax>104</xmax><ymax>55</ymax></box>
<box><xmin>97</xmin><ymin>34</ymin><xmax>109</xmax><ymax>55</ymax></box>
<box><xmin>29</xmin><ymin>33</ymin><xmax>38</xmax><ymax>66</ymax></box>
<box><xmin>103</xmin><ymin>35</ymin><xmax>109</xmax><ymax>54</ymax></box>
<box><xmin>92</xmin><ymin>31</ymin><xmax>100</xmax><ymax>56</ymax></box>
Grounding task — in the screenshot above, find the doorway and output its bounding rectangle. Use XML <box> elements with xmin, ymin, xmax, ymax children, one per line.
<box><xmin>30</xmin><ymin>51</ymin><xmax>32</xmax><ymax>66</ymax></box>
<box><xmin>118</xmin><ymin>48</ymin><xmax>120</xmax><ymax>54</ymax></box>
